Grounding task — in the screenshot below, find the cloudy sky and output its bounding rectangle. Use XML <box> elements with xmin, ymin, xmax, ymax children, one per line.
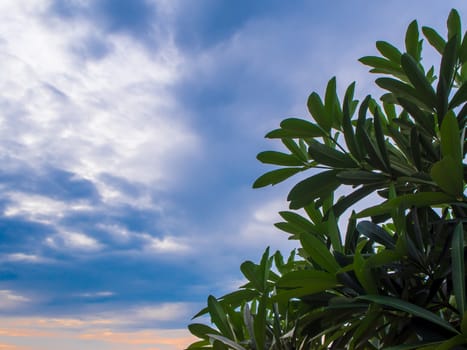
<box><xmin>0</xmin><ymin>1</ymin><xmax>466</xmax><ymax>349</ymax></box>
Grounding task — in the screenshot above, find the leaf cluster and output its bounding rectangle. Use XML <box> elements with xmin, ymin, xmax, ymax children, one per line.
<box><xmin>188</xmin><ymin>9</ymin><xmax>467</xmax><ymax>350</ymax></box>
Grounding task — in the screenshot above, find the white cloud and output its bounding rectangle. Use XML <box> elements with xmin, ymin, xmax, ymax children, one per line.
<box><xmin>4</xmin><ymin>192</ymin><xmax>92</xmax><ymax>223</ymax></box>
<box><xmin>76</xmin><ymin>291</ymin><xmax>115</xmax><ymax>298</ymax></box>
<box><xmin>46</xmin><ymin>231</ymin><xmax>103</xmax><ymax>251</ymax></box>
<box><xmin>3</xmin><ymin>253</ymin><xmax>51</xmax><ymax>264</ymax></box>
<box><xmin>0</xmin><ymin>290</ymin><xmax>30</xmax><ymax>310</ymax></box>
<box><xmin>141</xmin><ymin>234</ymin><xmax>191</xmax><ymax>254</ymax></box>
<box><xmin>0</xmin><ymin>0</ymin><xmax>201</xmax><ymax>206</ymax></box>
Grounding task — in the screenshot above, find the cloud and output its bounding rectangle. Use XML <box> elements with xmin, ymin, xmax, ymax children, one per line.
<box><xmin>0</xmin><ymin>290</ymin><xmax>30</xmax><ymax>310</ymax></box>
<box><xmin>0</xmin><ymin>316</ymin><xmax>195</xmax><ymax>350</ymax></box>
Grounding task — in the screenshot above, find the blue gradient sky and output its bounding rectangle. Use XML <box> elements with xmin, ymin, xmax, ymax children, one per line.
<box><xmin>0</xmin><ymin>1</ymin><xmax>466</xmax><ymax>349</ymax></box>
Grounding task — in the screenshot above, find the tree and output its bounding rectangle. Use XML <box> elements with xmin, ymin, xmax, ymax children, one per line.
<box><xmin>187</xmin><ymin>9</ymin><xmax>467</xmax><ymax>350</ymax></box>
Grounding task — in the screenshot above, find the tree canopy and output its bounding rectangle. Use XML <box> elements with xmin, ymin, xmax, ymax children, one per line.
<box><xmin>187</xmin><ymin>9</ymin><xmax>467</xmax><ymax>350</ymax></box>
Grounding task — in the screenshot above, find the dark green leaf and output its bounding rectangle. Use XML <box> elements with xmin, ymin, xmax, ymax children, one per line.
<box><xmin>373</xmin><ymin>109</ymin><xmax>391</xmax><ymax>171</ymax></box>
<box><xmin>354</xmin><ymin>241</ymin><xmax>377</xmax><ymax>294</ymax></box>
<box><xmin>207</xmin><ymin>296</ymin><xmax>235</xmax><ymax>339</ymax></box>
<box><xmin>207</xmin><ymin>335</ymin><xmax>246</xmax><ymax>350</ymax></box>
<box><xmin>282</xmin><ymin>138</ymin><xmax>308</xmax><ymax>162</ymax></box>
<box><xmin>279</xmin><ymin>118</ymin><xmax>325</xmax><ymax>138</ymax></box>
<box><xmin>447</xmin><ymin>9</ymin><xmax>462</xmax><ymax>42</ymax></box>
<box><xmin>325</xmin><ymin>77</ymin><xmax>342</xmax><ymax>128</ymax></box>
<box><xmin>357</xmin><ymin>295</ymin><xmax>459</xmax><ymax>334</ymax></box>
<box><xmin>460</xmin><ymin>33</ymin><xmax>467</xmax><ymax>63</ymax></box>
<box><xmin>308</xmin><ymin>92</ymin><xmax>331</xmax><ymax>130</ymax></box>
<box><xmin>422</xmin><ymin>26</ymin><xmax>446</xmax><ymax>54</ymax></box>
<box><xmin>287</xmin><ymin>170</ymin><xmax>341</xmax><ymax>209</ymax></box>
<box><xmin>405</xmin><ymin>20</ymin><xmax>421</xmax><ymax>61</ymax></box>
<box><xmin>253</xmin><ymin>294</ymin><xmax>267</xmax><ymax>350</ymax></box>
<box><xmin>376</xmin><ymin>41</ymin><xmax>402</xmax><ymax>63</ymax></box>
<box><xmin>189</xmin><ymin>323</ymin><xmax>220</xmax><ymax>339</ymax></box>
<box><xmin>452</xmin><ymin>223</ymin><xmax>465</xmax><ymax>314</ymax></box>
<box><xmin>401</xmin><ymin>53</ymin><xmax>437</xmax><ymax>106</ymax></box>
<box><xmin>277</xmin><ymin>269</ymin><xmax>336</xmax><ymax>288</ymax></box>
<box><xmin>300</xmin><ymin>232</ymin><xmax>341</xmax><ymax>273</ymax></box>
<box><xmin>327</xmin><ymin>210</ymin><xmax>343</xmax><ymax>252</ymax></box>
<box><xmin>357</xmin><ymin>221</ymin><xmax>396</xmax><ymax>249</ymax></box>
<box><xmin>219</xmin><ymin>289</ymin><xmax>259</xmax><ymax>307</ymax></box>
<box><xmin>253</xmin><ymin>167</ymin><xmax>302</xmax><ymax>188</ymax></box>
<box><xmin>342</xmin><ymin>83</ymin><xmax>362</xmax><ymax>161</ymax></box>
<box><xmin>449</xmin><ymin>81</ymin><xmax>467</xmax><ymax>109</ymax></box>
<box><xmin>278</xmin><ymin>211</ymin><xmax>318</xmax><ymax>234</ymax></box>
<box><xmin>376</xmin><ymin>77</ymin><xmax>434</xmax><ymax>109</ymax></box>
<box><xmin>359</xmin><ymin>56</ymin><xmax>402</xmax><ymax>72</ymax></box>
<box><xmin>336</xmin><ymin>170</ymin><xmax>389</xmax><ymax>185</ymax></box>
<box><xmin>440</xmin><ymin>111</ymin><xmax>462</xmax><ymax>162</ymax></box>
<box><xmin>437</xmin><ymin>35</ymin><xmax>459</xmax><ymax>119</ymax></box>
<box><xmin>307</xmin><ymin>139</ymin><xmax>356</xmax><ymax>168</ymax></box>
<box><xmin>356</xmin><ymin>192</ymin><xmax>455</xmax><ymax>218</ymax></box>
<box><xmin>431</xmin><ymin>156</ymin><xmax>464</xmax><ymax>197</ymax></box>
<box><xmin>332</xmin><ymin>185</ymin><xmax>381</xmax><ymax>218</ymax></box>
<box><xmin>256</xmin><ymin>151</ymin><xmax>303</xmax><ymax>166</ymax></box>
<box><xmin>410</xmin><ymin>127</ymin><xmax>422</xmax><ymax>170</ymax></box>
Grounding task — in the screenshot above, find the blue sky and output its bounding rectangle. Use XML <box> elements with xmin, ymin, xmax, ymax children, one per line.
<box><xmin>0</xmin><ymin>1</ymin><xmax>466</xmax><ymax>349</ymax></box>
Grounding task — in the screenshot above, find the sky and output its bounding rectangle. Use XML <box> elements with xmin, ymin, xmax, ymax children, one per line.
<box><xmin>0</xmin><ymin>1</ymin><xmax>466</xmax><ymax>349</ymax></box>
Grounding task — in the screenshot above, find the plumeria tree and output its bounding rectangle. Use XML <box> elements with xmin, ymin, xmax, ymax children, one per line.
<box><xmin>188</xmin><ymin>9</ymin><xmax>467</xmax><ymax>350</ymax></box>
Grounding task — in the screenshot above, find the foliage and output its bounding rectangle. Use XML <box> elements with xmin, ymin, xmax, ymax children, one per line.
<box><xmin>188</xmin><ymin>9</ymin><xmax>467</xmax><ymax>350</ymax></box>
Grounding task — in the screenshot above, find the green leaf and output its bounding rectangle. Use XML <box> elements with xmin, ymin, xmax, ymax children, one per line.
<box><xmin>376</xmin><ymin>77</ymin><xmax>434</xmax><ymax>109</ymax></box>
<box><xmin>257</xmin><ymin>247</ymin><xmax>271</xmax><ymax>292</ymax></box>
<box><xmin>300</xmin><ymin>232</ymin><xmax>341</xmax><ymax>273</ymax></box>
<box><xmin>460</xmin><ymin>34</ymin><xmax>467</xmax><ymax>63</ymax></box>
<box><xmin>449</xmin><ymin>81</ymin><xmax>467</xmax><ymax>109</ymax></box>
<box><xmin>401</xmin><ymin>53</ymin><xmax>437</xmax><ymax>107</ymax></box>
<box><xmin>327</xmin><ymin>210</ymin><xmax>343</xmax><ymax>253</ymax></box>
<box><xmin>422</xmin><ymin>26</ymin><xmax>446</xmax><ymax>54</ymax></box>
<box><xmin>307</xmin><ymin>139</ymin><xmax>356</xmax><ymax>168</ymax></box>
<box><xmin>282</xmin><ymin>138</ymin><xmax>308</xmax><ymax>162</ymax></box>
<box><xmin>219</xmin><ymin>289</ymin><xmax>259</xmax><ymax>307</ymax></box>
<box><xmin>452</xmin><ymin>223</ymin><xmax>465</xmax><ymax>315</ymax></box>
<box><xmin>373</xmin><ymin>109</ymin><xmax>391</xmax><ymax>171</ymax></box>
<box><xmin>253</xmin><ymin>293</ymin><xmax>267</xmax><ymax>350</ymax></box>
<box><xmin>342</xmin><ymin>84</ymin><xmax>362</xmax><ymax>161</ymax></box>
<box><xmin>207</xmin><ymin>296</ymin><xmax>235</xmax><ymax>340</ymax></box>
<box><xmin>308</xmin><ymin>92</ymin><xmax>331</xmax><ymax>130</ymax></box>
<box><xmin>447</xmin><ymin>9</ymin><xmax>462</xmax><ymax>42</ymax></box>
<box><xmin>405</xmin><ymin>20</ymin><xmax>421</xmax><ymax>61</ymax></box>
<box><xmin>359</xmin><ymin>56</ymin><xmax>402</xmax><ymax>72</ymax></box>
<box><xmin>325</xmin><ymin>77</ymin><xmax>342</xmax><ymax>128</ymax></box>
<box><xmin>357</xmin><ymin>221</ymin><xmax>396</xmax><ymax>249</ymax></box>
<box><xmin>431</xmin><ymin>156</ymin><xmax>464</xmax><ymax>197</ymax></box>
<box><xmin>278</xmin><ymin>211</ymin><xmax>319</xmax><ymax>235</ymax></box>
<box><xmin>279</xmin><ymin>118</ymin><xmax>325</xmax><ymax>138</ymax></box>
<box><xmin>287</xmin><ymin>170</ymin><xmax>341</xmax><ymax>209</ymax></box>
<box><xmin>240</xmin><ymin>261</ymin><xmax>263</xmax><ymax>292</ymax></box>
<box><xmin>336</xmin><ymin>170</ymin><xmax>389</xmax><ymax>186</ymax></box>
<box><xmin>356</xmin><ymin>192</ymin><xmax>455</xmax><ymax>218</ymax></box>
<box><xmin>332</xmin><ymin>185</ymin><xmax>381</xmax><ymax>218</ymax></box>
<box><xmin>354</xmin><ymin>240</ymin><xmax>377</xmax><ymax>294</ymax></box>
<box><xmin>434</xmin><ymin>335</ymin><xmax>467</xmax><ymax>350</ymax></box>
<box><xmin>410</xmin><ymin>127</ymin><xmax>422</xmax><ymax>170</ymax></box>
<box><xmin>253</xmin><ymin>167</ymin><xmax>302</xmax><ymax>188</ymax></box>
<box><xmin>440</xmin><ymin>111</ymin><xmax>462</xmax><ymax>162</ymax></box>
<box><xmin>437</xmin><ymin>36</ymin><xmax>459</xmax><ymax>119</ymax></box>
<box><xmin>277</xmin><ymin>269</ymin><xmax>336</xmax><ymax>288</ymax></box>
<box><xmin>207</xmin><ymin>334</ymin><xmax>247</xmax><ymax>350</ymax></box>
<box><xmin>357</xmin><ymin>295</ymin><xmax>459</xmax><ymax>334</ymax></box>
<box><xmin>189</xmin><ymin>323</ymin><xmax>221</xmax><ymax>339</ymax></box>
<box><xmin>376</xmin><ymin>41</ymin><xmax>402</xmax><ymax>63</ymax></box>
<box><xmin>256</xmin><ymin>151</ymin><xmax>303</xmax><ymax>166</ymax></box>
